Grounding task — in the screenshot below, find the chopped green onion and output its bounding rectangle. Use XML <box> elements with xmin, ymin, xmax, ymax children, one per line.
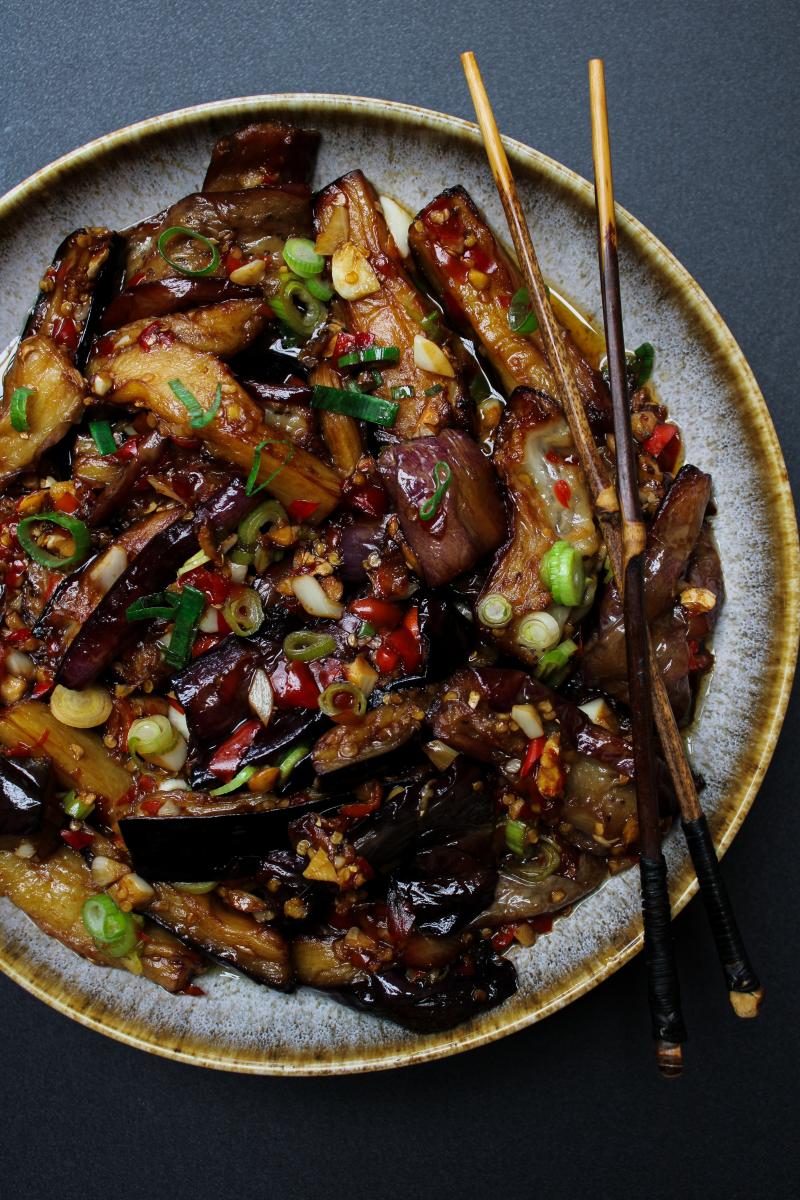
<box><xmin>337</xmin><ymin>345</ymin><xmax>400</xmax><ymax>368</ymax></box>
<box><xmin>310</xmin><ymin>385</ymin><xmax>399</xmax><ymax>428</ymax></box>
<box><xmin>210</xmin><ymin>765</ymin><xmax>256</xmax><ymax>795</ymax></box>
<box><xmin>391</xmin><ymin>385</ymin><xmax>415</xmax><ymax>401</ymax></box>
<box><xmin>270</xmin><ymin>277</ymin><xmax>327</xmax><ymax>336</ymax></box>
<box><xmin>477</xmin><ymin>593</ymin><xmax>513</xmax><ymax>628</ymax></box>
<box><xmin>424</xmin><ymin>383</ymin><xmax>444</xmax><ymax>397</ymax></box>
<box><xmin>164</xmin><ymin>585</ymin><xmax>206</xmax><ymax>670</ymax></box>
<box><xmin>61</xmin><ymin>790</ymin><xmax>95</xmax><ymax>820</ymax></box>
<box><xmin>508</xmin><ymin>287</ymin><xmax>538</xmax><ymax>335</ymax></box>
<box><xmin>127</xmin><ymin>715</ymin><xmax>177</xmax><ymax>760</ymax></box>
<box><xmin>505</xmin><ymin>819</ymin><xmax>527</xmax><ymax>857</ymax></box>
<box><xmin>509</xmin><ymin>838</ymin><xmax>561</xmax><ymax>882</ymax></box>
<box><xmin>88</xmin><ymin>419</ymin><xmax>117</xmax><ymax>456</ymax></box>
<box><xmin>418</xmin><ymin>460</ymin><xmax>452</xmax><ymax>522</ymax></box>
<box><xmin>81</xmin><ymin>894</ymin><xmax>139</xmax><ymax>958</ymax></box>
<box><xmin>318</xmin><ymin>681</ymin><xmax>367</xmax><ymax>720</ymax></box>
<box><xmin>305</xmin><ymin>276</ymin><xmax>334</xmax><ymax>302</ymax></box>
<box><xmin>127</xmin><ymin>591</ymin><xmax>180</xmax><ymax>621</ymax></box>
<box><xmin>168</xmin><ymin>378</ymin><xmax>222</xmax><ymax>429</ymax></box>
<box><xmin>421</xmin><ymin>311</ymin><xmax>442</xmax><ymax>341</ymax></box>
<box><xmin>157</xmin><ymin>225</ymin><xmax>220</xmax><ymax>277</ymax></box>
<box><xmin>245</xmin><ymin>440</ymin><xmax>295</xmax><ymax>496</ymax></box>
<box><xmin>633</xmin><ymin>342</ymin><xmax>655</xmax><ymax>386</ymax></box>
<box><xmin>17</xmin><ymin>512</ymin><xmax>90</xmax><ymax>572</ymax></box>
<box><xmin>282</xmin><ymin>236</ymin><xmax>325</xmax><ymax>278</ymax></box>
<box><xmin>518</xmin><ymin>611</ymin><xmax>561</xmax><ymax>652</ymax></box>
<box><xmin>358</xmin><ymin>621</ymin><xmax>376</xmax><ymax>639</ymax></box>
<box><xmin>177</xmin><ymin>549</ymin><xmax>211</xmax><ymax>577</ymax></box>
<box><xmin>540</xmin><ymin>541</ymin><xmax>585</xmax><ymax>607</ymax></box>
<box><xmin>278</xmin><ymin>742</ymin><xmax>311</xmax><ymax>783</ymax></box>
<box><xmin>172</xmin><ymin>881</ymin><xmax>217</xmax><ymax>894</ymax></box>
<box><xmin>235</xmin><ymin>499</ymin><xmax>287</xmax><ymax>561</ymax></box>
<box><xmin>284</xmin><ymin>630</ymin><xmax>337</xmax><ymax>662</ymax></box>
<box><xmin>10</xmin><ymin>386</ymin><xmax>34</xmax><ymax>432</ymax></box>
<box><xmin>222</xmin><ymin>587</ymin><xmax>264</xmax><ymax>637</ymax></box>
<box><xmin>535</xmin><ymin>638</ymin><xmax>578</xmax><ymax>681</ymax></box>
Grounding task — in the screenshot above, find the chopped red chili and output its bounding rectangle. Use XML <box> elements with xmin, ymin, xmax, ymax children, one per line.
<box><xmin>349</xmin><ymin>597</ymin><xmax>403</xmax><ymax>629</ymax></box>
<box><xmin>270</xmin><ymin>660</ymin><xmax>320</xmax><ymax>709</ymax></box>
<box><xmin>520</xmin><ymin>735</ymin><xmax>546</xmax><ymax>779</ymax></box>
<box><xmin>60</xmin><ymin>828</ymin><xmax>93</xmax><ymax>851</ymax></box>
<box><xmin>287</xmin><ymin>499</ymin><xmax>320</xmax><ymax>522</ymax></box>
<box><xmin>181</xmin><ymin>566</ymin><xmax>229</xmax><ymax>607</ymax></box>
<box><xmin>553</xmin><ymin>479</ymin><xmax>572</xmax><ymax>508</ymax></box>
<box><xmin>207</xmin><ymin>719</ymin><xmax>262</xmax><ymax>778</ymax></box>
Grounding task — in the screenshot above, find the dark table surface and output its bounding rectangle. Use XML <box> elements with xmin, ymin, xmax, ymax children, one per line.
<box><xmin>2</xmin><ymin>1</ymin><xmax>798</xmax><ymax>1196</ymax></box>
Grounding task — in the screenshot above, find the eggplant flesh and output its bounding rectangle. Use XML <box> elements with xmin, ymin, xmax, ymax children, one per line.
<box><xmin>99</xmin><ymin>277</ymin><xmax>262</xmax><ymax>332</ymax></box>
<box><xmin>0</xmin><ymin>755</ymin><xmax>51</xmax><ymax>837</ymax></box>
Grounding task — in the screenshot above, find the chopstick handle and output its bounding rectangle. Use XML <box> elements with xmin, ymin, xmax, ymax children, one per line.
<box><xmin>682</xmin><ymin>815</ymin><xmax>763</xmax><ymax>1016</ymax></box>
<box><xmin>640</xmin><ymin>853</ymin><xmax>686</xmax><ymax>1076</ymax></box>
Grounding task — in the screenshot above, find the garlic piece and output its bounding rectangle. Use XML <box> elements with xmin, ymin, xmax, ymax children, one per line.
<box><xmin>331</xmin><ymin>241</ymin><xmax>380</xmax><ymax>300</ymax></box>
<box><xmin>413</xmin><ymin>334</ymin><xmax>455</xmax><ymax>378</ymax></box>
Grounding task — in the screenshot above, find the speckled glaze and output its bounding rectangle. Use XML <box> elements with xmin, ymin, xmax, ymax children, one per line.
<box><xmin>0</xmin><ymin>95</ymin><xmax>797</xmax><ymax>1075</ymax></box>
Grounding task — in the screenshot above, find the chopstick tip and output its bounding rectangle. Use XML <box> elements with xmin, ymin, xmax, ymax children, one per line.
<box><xmin>729</xmin><ymin>986</ymin><xmax>764</xmax><ymax>1019</ymax></box>
<box><xmin>656</xmin><ymin>1040</ymin><xmax>684</xmax><ymax>1078</ymax></box>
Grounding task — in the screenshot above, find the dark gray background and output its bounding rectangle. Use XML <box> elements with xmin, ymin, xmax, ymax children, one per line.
<box><xmin>2</xmin><ymin>1</ymin><xmax>798</xmax><ymax>1196</ymax></box>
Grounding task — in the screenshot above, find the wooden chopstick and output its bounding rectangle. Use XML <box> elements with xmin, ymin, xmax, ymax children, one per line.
<box><xmin>588</xmin><ymin>58</ymin><xmax>763</xmax><ymax>1021</ymax></box>
<box><xmin>461</xmin><ymin>49</ymin><xmax>687</xmax><ymax>1073</ymax></box>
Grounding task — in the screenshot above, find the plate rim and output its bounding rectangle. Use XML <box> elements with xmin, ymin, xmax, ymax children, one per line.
<box><xmin>0</xmin><ymin>92</ymin><xmax>797</xmax><ymax>1075</ymax></box>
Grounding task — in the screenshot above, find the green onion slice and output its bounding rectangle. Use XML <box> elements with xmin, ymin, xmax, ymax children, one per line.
<box><xmin>81</xmin><ymin>894</ymin><xmax>139</xmax><ymax>958</ymax></box>
<box><xmin>245</xmin><ymin>440</ymin><xmax>295</xmax><ymax>496</ymax></box>
<box><xmin>127</xmin><ymin>591</ymin><xmax>180</xmax><ymax>621</ymax></box>
<box><xmin>508</xmin><ymin>287</ymin><xmax>539</xmax><ymax>335</ymax></box>
<box><xmin>633</xmin><ymin>341</ymin><xmax>655</xmax><ymax>386</ymax></box>
<box><xmin>61</xmin><ymin>790</ymin><xmax>95</xmax><ymax>820</ymax></box>
<box><xmin>358</xmin><ymin>620</ymin><xmax>376</xmax><ymax>640</ymax></box>
<box><xmin>88</xmin><ymin>419</ymin><xmax>117</xmax><ymax>455</ymax></box>
<box><xmin>236</xmin><ymin>499</ymin><xmax>287</xmax><ymax>556</ymax></box>
<box><xmin>157</xmin><ymin>225</ymin><xmax>220</xmax><ymax>277</ymax></box>
<box><xmin>424</xmin><ymin>383</ymin><xmax>444</xmax><ymax>397</ymax></box>
<box><xmin>421</xmin><ymin>311</ymin><xmax>442</xmax><ymax>341</ymax></box>
<box><xmin>337</xmin><ymin>345</ymin><xmax>400</xmax><ymax>369</ymax></box>
<box><xmin>282</xmin><ymin>237</ymin><xmax>325</xmax><ymax>278</ymax></box>
<box><xmin>270</xmin><ymin>277</ymin><xmax>327</xmax><ymax>337</ymax></box>
<box><xmin>477</xmin><ymin>593</ymin><xmax>513</xmax><ymax>628</ymax></box>
<box><xmin>509</xmin><ymin>838</ymin><xmax>561</xmax><ymax>882</ymax></box>
<box><xmin>127</xmin><ymin>715</ymin><xmax>177</xmax><ymax>760</ymax></box>
<box><xmin>535</xmin><ymin>638</ymin><xmax>578</xmax><ymax>681</ymax></box>
<box><xmin>168</xmin><ymin>378</ymin><xmax>222</xmax><ymax>429</ymax></box>
<box><xmin>10</xmin><ymin>386</ymin><xmax>34</xmax><ymax>432</ymax></box>
<box><xmin>278</xmin><ymin>742</ymin><xmax>311</xmax><ymax>783</ymax></box>
<box><xmin>539</xmin><ymin>541</ymin><xmax>585</xmax><ymax>607</ymax></box>
<box><xmin>164</xmin><ymin>585</ymin><xmax>206</xmax><ymax>670</ymax></box>
<box><xmin>222</xmin><ymin>587</ymin><xmax>264</xmax><ymax>637</ymax></box>
<box><xmin>210</xmin><ymin>765</ymin><xmax>256</xmax><ymax>795</ymax></box>
<box><xmin>505</xmin><ymin>819</ymin><xmax>527</xmax><ymax>857</ymax></box>
<box><xmin>17</xmin><ymin>512</ymin><xmax>90</xmax><ymax>572</ymax></box>
<box><xmin>391</xmin><ymin>385</ymin><xmax>415</xmax><ymax>401</ymax></box>
<box><xmin>305</xmin><ymin>276</ymin><xmax>334</xmax><ymax>302</ymax></box>
<box><xmin>310</xmin><ymin>385</ymin><xmax>398</xmax><ymax>428</ymax></box>
<box><xmin>283</xmin><ymin>630</ymin><xmax>337</xmax><ymax>662</ymax></box>
<box><xmin>418</xmin><ymin>460</ymin><xmax>452</xmax><ymax>522</ymax></box>
<box><xmin>318</xmin><ymin>681</ymin><xmax>367</xmax><ymax>720</ymax></box>
<box><xmin>172</xmin><ymin>881</ymin><xmax>217</xmax><ymax>894</ymax></box>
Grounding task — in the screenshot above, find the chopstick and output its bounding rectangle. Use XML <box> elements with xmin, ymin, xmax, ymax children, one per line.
<box><xmin>588</xmin><ymin>58</ymin><xmax>763</xmax><ymax>1021</ymax></box>
<box><xmin>461</xmin><ymin>49</ymin><xmax>685</xmax><ymax>1074</ymax></box>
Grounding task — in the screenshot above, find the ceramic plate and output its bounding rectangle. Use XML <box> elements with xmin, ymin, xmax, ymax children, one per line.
<box><xmin>0</xmin><ymin>94</ymin><xmax>796</xmax><ymax>1074</ymax></box>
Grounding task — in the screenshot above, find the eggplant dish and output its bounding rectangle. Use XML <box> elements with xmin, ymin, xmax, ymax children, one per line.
<box><xmin>0</xmin><ymin>122</ymin><xmax>722</xmax><ymax>1032</ymax></box>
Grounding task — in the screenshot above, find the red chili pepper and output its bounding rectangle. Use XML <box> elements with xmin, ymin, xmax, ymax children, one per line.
<box><xmin>30</xmin><ymin>679</ymin><xmax>53</xmax><ymax>699</ymax></box>
<box><xmin>375</xmin><ymin>642</ymin><xmax>400</xmax><ymax>673</ymax></box>
<box><xmin>349</xmin><ymin>597</ymin><xmax>403</xmax><ymax>629</ymax></box>
<box><xmin>52</xmin><ymin>490</ymin><xmax>79</xmax><ymax>514</ymax></box>
<box><xmin>127</xmin><ymin>270</ymin><xmax>146</xmax><ymax>288</ymax></box>
<box><xmin>181</xmin><ymin>566</ymin><xmax>229</xmax><ymax>607</ymax></box>
<box><xmin>354</xmin><ymin>331</ymin><xmax>375</xmax><ymax>350</ymax></box>
<box><xmin>60</xmin><ymin>828</ymin><xmax>93</xmax><ymax>851</ymax></box>
<box><xmin>491</xmin><ymin>927</ymin><xmax>515</xmax><ymax>952</ymax></box>
<box><xmin>112</xmin><ymin>436</ymin><xmax>140</xmax><ymax>462</ymax></box>
<box><xmin>207</xmin><ymin>719</ymin><xmax>262</xmax><ymax>779</ymax></box>
<box><xmin>340</xmin><ymin>795</ymin><xmax>382</xmax><ymax>820</ymax></box>
<box><xmin>4</xmin><ymin>628</ymin><xmax>32</xmax><ymax>645</ymax></box>
<box><xmin>287</xmin><ymin>499</ymin><xmax>319</xmax><ymax>522</ymax></box>
<box><xmin>346</xmin><ymin>481</ymin><xmax>389</xmax><ymax>517</ymax></box>
<box><xmin>402</xmin><ymin>606</ymin><xmax>419</xmax><ymax>639</ymax></box>
<box><xmin>643</xmin><ymin>423</ymin><xmax>678</xmax><ymax>460</ymax></box>
<box><xmin>141</xmin><ymin>797</ymin><xmax>164</xmax><ymax>816</ymax></box>
<box><xmin>180</xmin><ymin>984</ymin><xmax>206</xmax><ymax>997</ymax></box>
<box><xmin>334</xmin><ymin>332</ymin><xmax>357</xmax><ymax>359</ymax></box>
<box><xmin>223</xmin><ymin>248</ymin><xmax>244</xmax><ymax>274</ymax></box>
<box><xmin>191</xmin><ymin>633</ymin><xmax>224</xmax><ymax>659</ymax></box>
<box><xmin>51</xmin><ymin>316</ymin><xmax>79</xmax><ymax>351</ymax></box>
<box><xmin>520</xmin><ymin>735</ymin><xmax>546</xmax><ymax>779</ymax></box>
<box><xmin>270</xmin><ymin>660</ymin><xmax>320</xmax><ymax>709</ymax></box>
<box><xmin>553</xmin><ymin>479</ymin><xmax>572</xmax><ymax>508</ymax></box>
<box><xmin>386</xmin><ymin>624</ymin><xmax>422</xmax><ymax>672</ymax></box>
<box><xmin>138</xmin><ymin>321</ymin><xmax>176</xmax><ymax>352</ymax></box>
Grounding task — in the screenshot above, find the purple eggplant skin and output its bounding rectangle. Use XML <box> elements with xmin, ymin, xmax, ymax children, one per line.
<box><xmin>256</xmin><ymin>849</ymin><xmax>327</xmax><ymax>925</ymax></box>
<box><xmin>388</xmin><ymin>848</ymin><xmax>497</xmax><ymax>938</ymax></box>
<box><xmin>378</xmin><ymin>430</ymin><xmax>507</xmax><ymax>588</ymax></box>
<box><xmin>119</xmin><ymin>796</ymin><xmax>331</xmax><ymax>882</ymax></box>
<box><xmin>56</xmin><ymin>479</ymin><xmax>257</xmax><ymax>689</ymax></box>
<box><xmin>203</xmin><ymin>122</ymin><xmax>320</xmax><ymax>191</ymax></box>
<box><xmin>338</xmin><ymin>517</ymin><xmax>390</xmax><ymax>583</ymax></box>
<box><xmin>333</xmin><ymin>943</ymin><xmax>516</xmax><ymax>1032</ymax></box>
<box><xmin>86</xmin><ymin>430</ymin><xmax>166</xmax><ymax>527</ymax></box>
<box><xmin>98</xmin><ymin>277</ymin><xmax>261</xmax><ymax>333</ymax></box>
<box><xmin>0</xmin><ymin>756</ymin><xmax>51</xmax><ymax>837</ymax></box>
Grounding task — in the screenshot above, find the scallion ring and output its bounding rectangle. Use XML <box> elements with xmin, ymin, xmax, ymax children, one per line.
<box><xmin>270</xmin><ymin>277</ymin><xmax>327</xmax><ymax>336</ymax></box>
<box><xmin>168</xmin><ymin>378</ymin><xmax>222</xmax><ymax>429</ymax></box>
<box><xmin>163</xmin><ymin>585</ymin><xmax>205</xmax><ymax>670</ymax></box>
<box><xmin>222</xmin><ymin>587</ymin><xmax>264</xmax><ymax>637</ymax></box>
<box><xmin>277</xmin><ymin>742</ymin><xmax>311</xmax><ymax>783</ymax></box>
<box><xmin>477</xmin><ymin>593</ymin><xmax>513</xmax><ymax>628</ymax></box>
<box><xmin>126</xmin><ymin>591</ymin><xmax>180</xmax><ymax>621</ymax></box>
<box><xmin>10</xmin><ymin>386</ymin><xmax>34</xmax><ymax>432</ymax></box>
<box><xmin>305</xmin><ymin>276</ymin><xmax>334</xmax><ymax>302</ymax></box>
<box><xmin>282</xmin><ymin>236</ymin><xmax>326</xmax><ymax>278</ymax></box>
<box><xmin>535</xmin><ymin>638</ymin><xmax>578</xmax><ymax>681</ymax></box>
<box><xmin>310</xmin><ymin>384</ymin><xmax>399</xmax><ymax>428</ymax></box>
<box><xmin>17</xmin><ymin>512</ymin><xmax>90</xmax><ymax>571</ymax></box>
<box><xmin>235</xmin><ymin>500</ymin><xmax>288</xmax><ymax>564</ymax></box>
<box><xmin>81</xmin><ymin>894</ymin><xmax>139</xmax><ymax>958</ymax></box>
<box><xmin>508</xmin><ymin>287</ymin><xmax>538</xmax><ymax>335</ymax></box>
<box><xmin>337</xmin><ymin>345</ymin><xmax>400</xmax><ymax>369</ymax></box>
<box><xmin>318</xmin><ymin>681</ymin><xmax>367</xmax><ymax>722</ymax></box>
<box><xmin>505</xmin><ymin>819</ymin><xmax>528</xmax><ymax>857</ymax></box>
<box><xmin>210</xmin><ymin>765</ymin><xmax>256</xmax><ymax>795</ymax></box>
<box><xmin>88</xmin><ymin>419</ymin><xmax>117</xmax><ymax>455</ymax></box>
<box><xmin>518</xmin><ymin>611</ymin><xmax>561</xmax><ymax>652</ymax></box>
<box><xmin>245</xmin><ymin>439</ymin><xmax>295</xmax><ymax>496</ymax></box>
<box><xmin>539</xmin><ymin>541</ymin><xmax>585</xmax><ymax>607</ymax></box>
<box><xmin>61</xmin><ymin>790</ymin><xmax>95</xmax><ymax>820</ymax></box>
<box><xmin>283</xmin><ymin>630</ymin><xmax>337</xmax><ymax>662</ymax></box>
<box><xmin>391</xmin><ymin>385</ymin><xmax>415</xmax><ymax>401</ymax></box>
<box><xmin>157</xmin><ymin>225</ymin><xmax>220</xmax><ymax>277</ymax></box>
<box><xmin>509</xmin><ymin>837</ymin><xmax>562</xmax><ymax>882</ymax></box>
<box><xmin>127</xmin><ymin>715</ymin><xmax>177</xmax><ymax>762</ymax></box>
<box><xmin>418</xmin><ymin>460</ymin><xmax>452</xmax><ymax>522</ymax></box>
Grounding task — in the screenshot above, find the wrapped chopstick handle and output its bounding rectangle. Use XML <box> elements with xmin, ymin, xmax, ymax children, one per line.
<box><xmin>640</xmin><ymin>853</ymin><xmax>686</xmax><ymax>1075</ymax></box>
<box><xmin>682</xmin><ymin>815</ymin><xmax>763</xmax><ymax>1016</ymax></box>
